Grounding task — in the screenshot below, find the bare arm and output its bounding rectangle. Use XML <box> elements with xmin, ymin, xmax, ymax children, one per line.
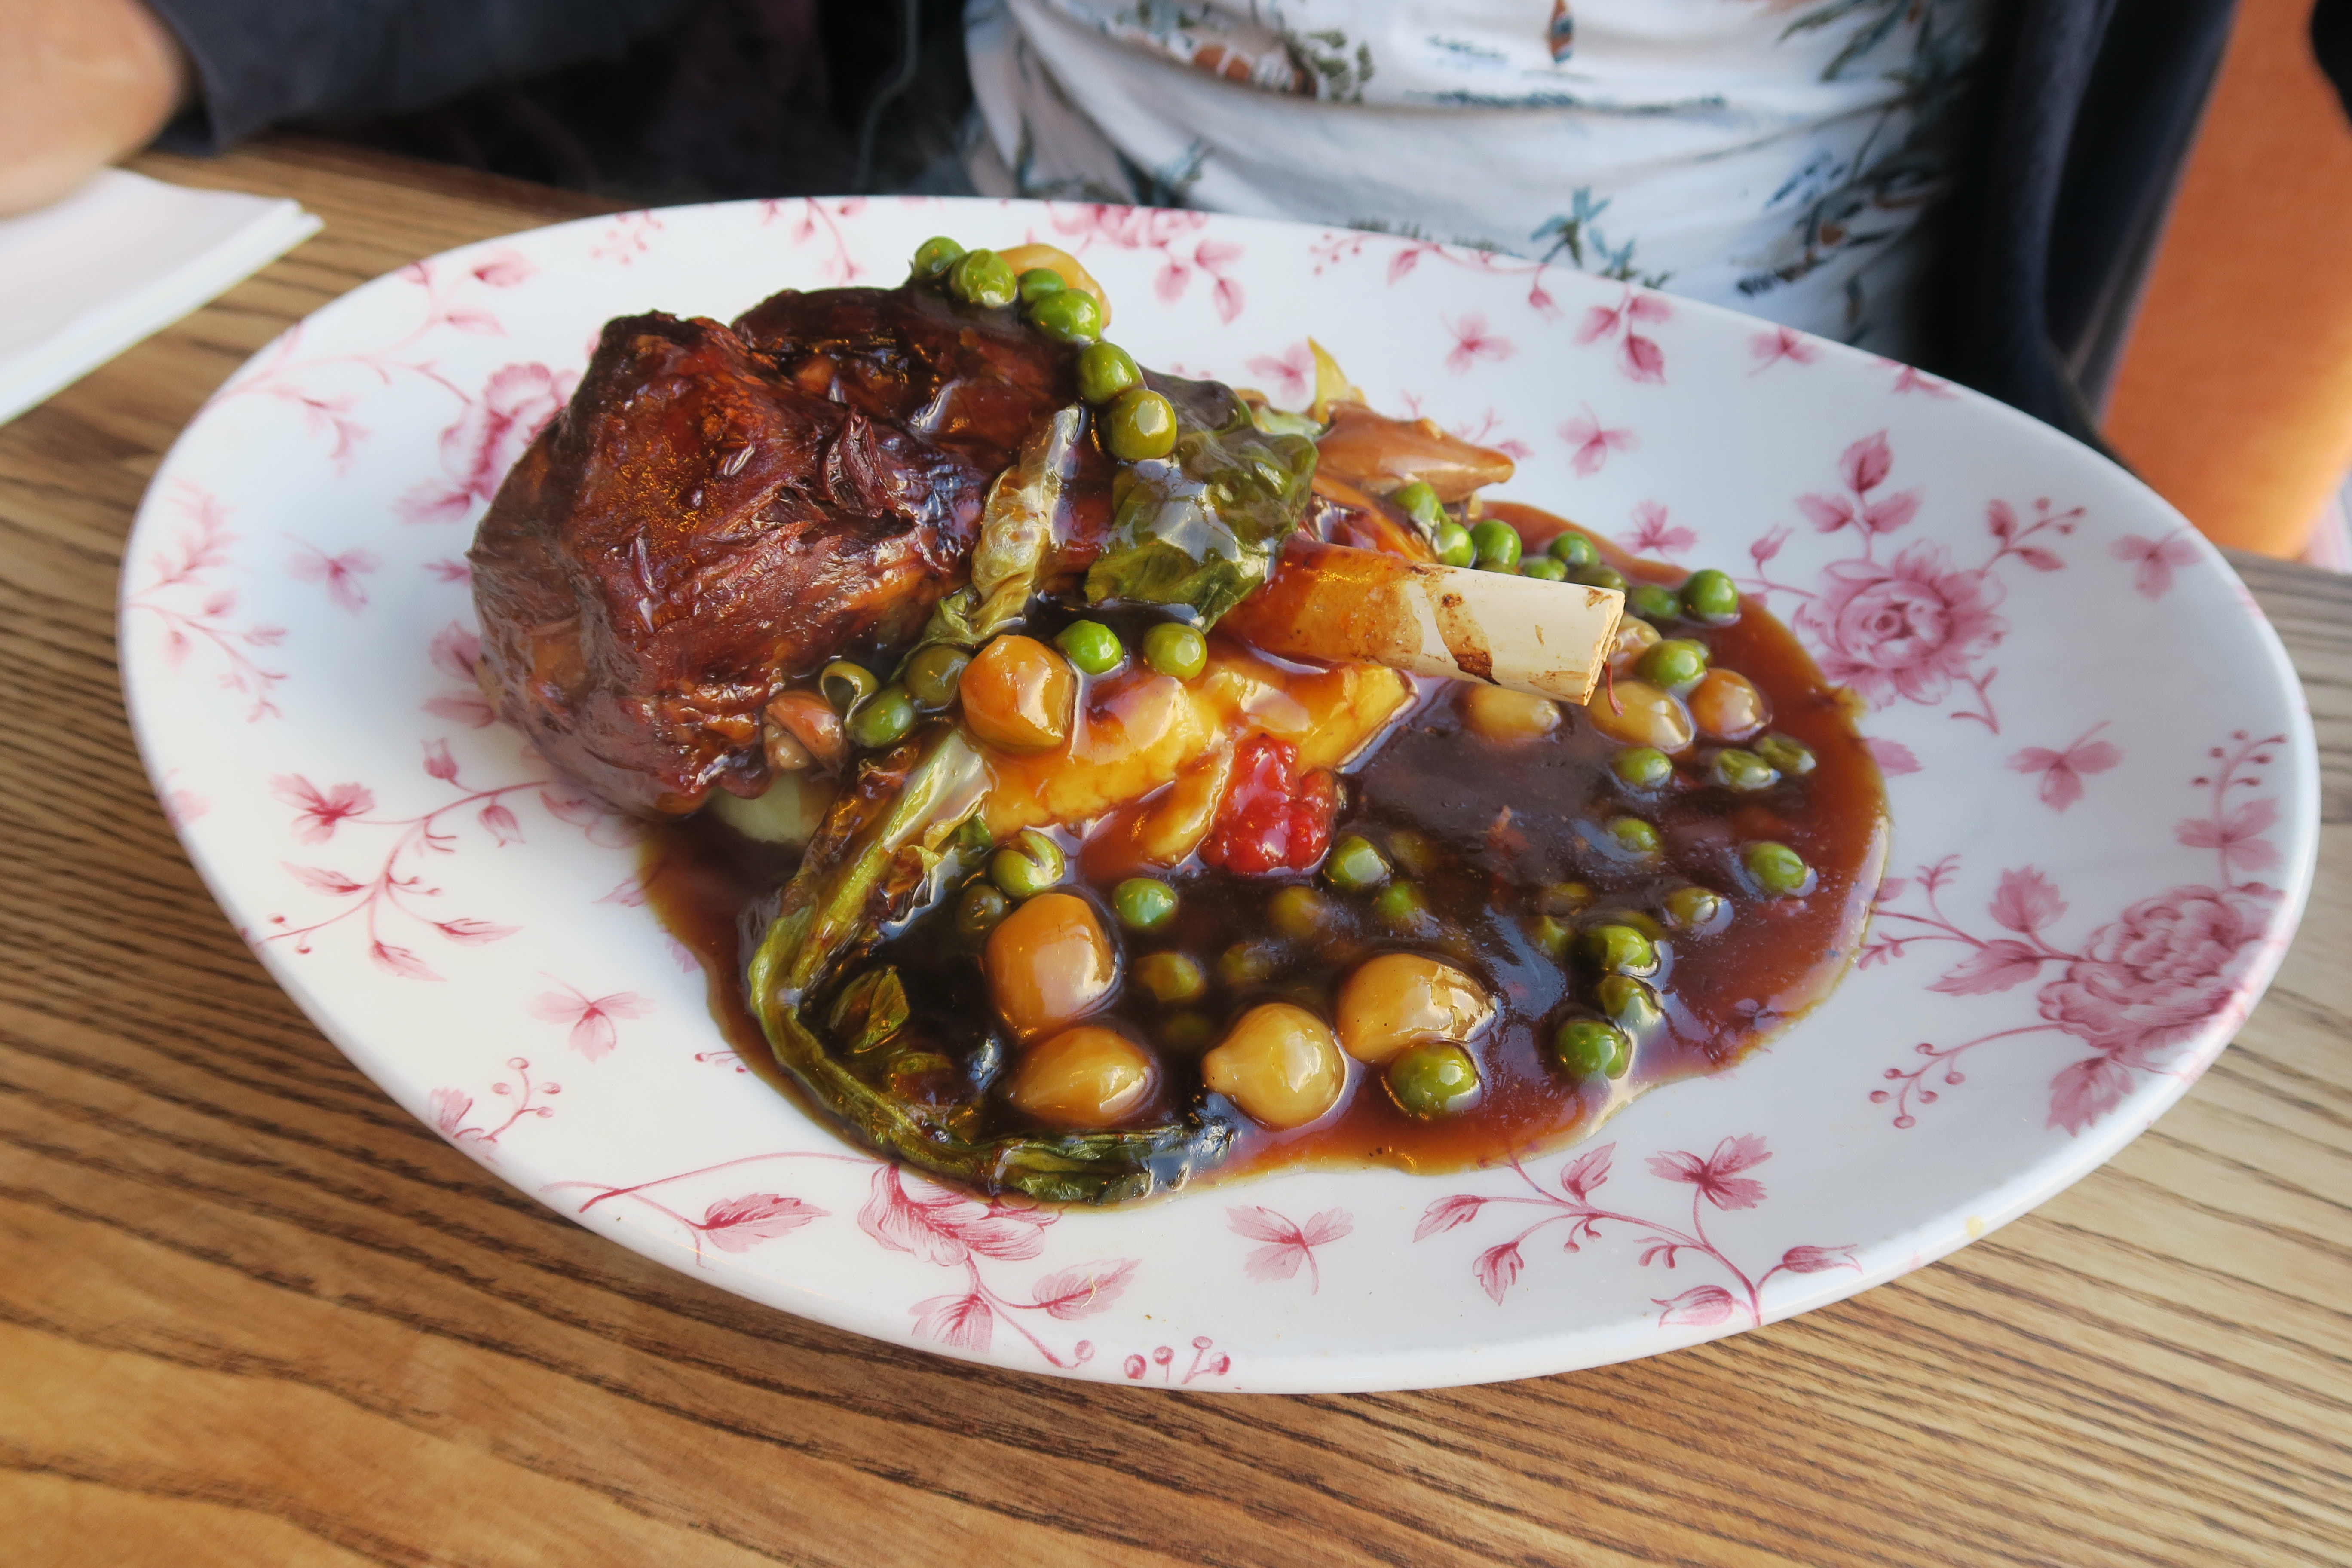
<box><xmin>0</xmin><ymin>0</ymin><xmax>187</xmax><ymax>215</ymax></box>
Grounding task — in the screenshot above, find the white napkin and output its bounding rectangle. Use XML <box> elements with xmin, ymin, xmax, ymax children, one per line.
<box><xmin>0</xmin><ymin>168</ymin><xmax>319</xmax><ymax>427</ymax></box>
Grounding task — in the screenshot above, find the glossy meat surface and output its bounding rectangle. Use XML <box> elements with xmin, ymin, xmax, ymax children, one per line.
<box><xmin>470</xmin><ymin>296</ymin><xmax>1069</xmax><ymax>815</ymax></box>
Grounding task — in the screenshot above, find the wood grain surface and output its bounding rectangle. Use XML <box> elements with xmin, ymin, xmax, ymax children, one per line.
<box><xmin>3</xmin><ymin>138</ymin><xmax>2349</xmax><ymax>1568</ymax></box>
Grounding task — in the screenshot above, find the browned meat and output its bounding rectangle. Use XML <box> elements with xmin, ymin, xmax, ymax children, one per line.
<box><xmin>469</xmin><ymin>292</ymin><xmax>1070</xmax><ymax>816</ymax></box>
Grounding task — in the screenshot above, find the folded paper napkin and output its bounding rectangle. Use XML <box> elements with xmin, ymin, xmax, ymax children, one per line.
<box><xmin>0</xmin><ymin>168</ymin><xmax>318</xmax><ymax>427</ymax></box>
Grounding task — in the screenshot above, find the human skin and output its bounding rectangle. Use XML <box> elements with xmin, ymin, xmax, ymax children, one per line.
<box><xmin>0</xmin><ymin>0</ymin><xmax>187</xmax><ymax>215</ymax></box>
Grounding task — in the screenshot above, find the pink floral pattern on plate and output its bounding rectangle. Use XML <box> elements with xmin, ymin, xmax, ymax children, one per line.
<box><xmin>119</xmin><ymin>197</ymin><xmax>2316</xmax><ymax>1392</ymax></box>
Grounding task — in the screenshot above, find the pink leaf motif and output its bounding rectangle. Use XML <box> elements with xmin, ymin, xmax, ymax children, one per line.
<box><xmin>1244</xmin><ymin>344</ymin><xmax>1314</xmax><ymax>406</ymax></box>
<box><xmin>1623</xmin><ymin>501</ymin><xmax>1695</xmax><ymax>557</ymax></box>
<box><xmin>1475</xmin><ymin>1241</ymin><xmax>1523</xmax><ymax>1304</ymax></box>
<box><xmin>1655</xmin><ymin>1284</ymin><xmax>1738</xmax><ymax>1327</ymax></box>
<box><xmin>2014</xmin><ymin>545</ymin><xmax>2065</xmax><ymax>572</ymax></box>
<box><xmin>285</xmin><ymin>544</ymin><xmax>381</xmax><ymax>613</ymax></box>
<box><xmin>1796</xmin><ymin>493</ymin><xmax>1856</xmax><ymax>533</ymax></box>
<box><xmin>1576</xmin><ymin>303</ymin><xmax>1621</xmax><ymax>345</ymax></box>
<box><xmin>1988</xmin><ymin>499</ymin><xmax>2018</xmax><ymax>541</ymax></box>
<box><xmin>271</xmin><ymin>776</ymin><xmax>374</xmax><ymax>842</ymax></box>
<box><xmin>1559</xmin><ymin>1141</ymin><xmax>1615</xmax><ymax>1201</ymax></box>
<box><xmin>1841</xmin><ymin>431</ymin><xmax>1894</xmax><ymax>494</ymax></box>
<box><xmin>1989</xmin><ymin>867</ymin><xmax>2067</xmax><ymax>934</ymax></box>
<box><xmin>1626</xmin><ymin>294</ymin><xmax>1672</xmax><ymax>324</ymax></box>
<box><xmin>1444</xmin><ymin>313</ymin><xmax>1514</xmax><ymax>375</ymax></box>
<box><xmin>422</xmin><ymin>693</ymin><xmax>495</xmax><ymax>728</ymax></box>
<box><xmin>1861</xmin><ymin>490</ymin><xmax>1923</xmax><ymax>535</ymax></box>
<box><xmin>284</xmin><ymin>863</ymin><xmax>364</xmax><ymax>896</ymax></box>
<box><xmin>1415</xmin><ymin>1193</ymin><xmax>1487</xmax><ymax>1241</ymax></box>
<box><xmin>1751</xmin><ymin>527</ymin><xmax>1790</xmax><ymax>565</ymax></box>
<box><xmin>1211</xmin><ymin>275</ymin><xmax>1244</xmax><ymax>325</ymax></box>
<box><xmin>1155</xmin><ymin>260</ymin><xmax>1189</xmax><ymax>302</ymax></box>
<box><xmin>1559</xmin><ymin>405</ymin><xmax>1635</xmax><ymax>476</ymax></box>
<box><xmin>422</xmin><ymin>738</ymin><xmax>459</xmax><ymax>782</ymax></box>
<box><xmin>1620</xmin><ymin>333</ymin><xmax>1664</xmax><ymax>384</ymax></box>
<box><xmin>478</xmin><ymin>802</ymin><xmax>523</xmax><ymax>845</ymax></box>
<box><xmin>370</xmin><ymin>941</ymin><xmax>442</xmax><ymax>982</ymax></box>
<box><xmin>1228</xmin><ymin>1206</ymin><xmax>1352</xmax><ymax>1289</ymax></box>
<box><xmin>2183</xmin><ymin>804</ymin><xmax>2276</xmax><ymax>879</ymax></box>
<box><xmin>1776</xmin><ymin>1244</ymin><xmax>1858</xmax><ymax>1275</ymax></box>
<box><xmin>2048</xmin><ymin>1054</ymin><xmax>2135</xmax><ymax>1134</ymax></box>
<box><xmin>1866</xmin><ymin>738</ymin><xmax>1923</xmax><ymax>775</ymax></box>
<box><xmin>470</xmin><ymin>248</ymin><xmax>535</xmax><ymax>287</ymax></box>
<box><xmin>427</xmin><ymin>622</ymin><xmax>482</xmax><ymax>683</ymax></box>
<box><xmin>528</xmin><ymin>987</ymin><xmax>653</xmax><ymax>1061</ymax></box>
<box><xmin>2111</xmin><ymin>531</ymin><xmax>2202</xmax><ymax>600</ymax></box>
<box><xmin>1387</xmin><ymin>248</ymin><xmax>1421</xmax><ymax>285</ymax></box>
<box><xmin>699</xmin><ymin>1193</ymin><xmax>822</xmax><ymax>1252</ymax></box>
<box><xmin>858</xmin><ymin>1166</ymin><xmax>1049</xmax><ymax>1268</ymax></box>
<box><xmin>1930</xmin><ymin>939</ymin><xmax>2045</xmax><ymax>995</ymax></box>
<box><xmin>2008</xmin><ymin>733</ymin><xmax>2120</xmax><ymax>812</ymax></box>
<box><xmin>911</xmin><ymin>1292</ymin><xmax>994</xmax><ymax>1352</ymax></box>
<box><xmin>436</xmin><ymin>918</ymin><xmax>518</xmax><ymax>945</ymax></box>
<box><xmin>1649</xmin><ymin>1134</ymin><xmax>1770</xmax><ymax>1210</ymax></box>
<box><xmin>1750</xmin><ymin>326</ymin><xmax>1819</xmax><ymax>369</ymax></box>
<box><xmin>423</xmin><ymin>557</ymin><xmax>472</xmax><ymax>584</ymax></box>
<box><xmin>1029</xmin><ymin>1259</ymin><xmax>1139</xmax><ymax>1320</ymax></box>
<box><xmin>429</xmin><ymin>1087</ymin><xmax>472</xmax><ymax>1136</ymax></box>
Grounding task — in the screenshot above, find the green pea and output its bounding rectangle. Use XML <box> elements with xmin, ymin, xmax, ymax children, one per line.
<box><xmin>1218</xmin><ymin>941</ymin><xmax>1278</xmax><ymax>988</ymax></box>
<box><xmin>1373</xmin><ymin>879</ymin><xmax>1431</xmax><ymax>929</ymax></box>
<box><xmin>1392</xmin><ymin>480</ymin><xmax>1444</xmax><ymax>529</ymax></box>
<box><xmin>846</xmin><ymin>685</ymin><xmax>916</xmax><ymax>750</ymax></box>
<box><xmin>1596</xmin><ymin>973</ymin><xmax>1664</xmax><ymax>1035</ymax></box>
<box><xmin>1525</xmin><ymin>914</ymin><xmax>1575</xmax><ymax>960</ymax></box>
<box><xmin>954</xmin><ymin>880</ymin><xmax>1008</xmax><ymax>938</ymax></box>
<box><xmin>1142</xmin><ymin>621</ymin><xmax>1207</xmax><ymax>680</ymax></box>
<box><xmin>1105</xmin><ymin>387</ymin><xmax>1179</xmax><ymax>462</ymax></box>
<box><xmin>1055</xmin><ymin>619</ymin><xmax>1125</xmax><ymax>675</ymax></box>
<box><xmin>820</xmin><ymin>659</ymin><xmax>879</xmax><ymax>713</ymax></box>
<box><xmin>1628</xmin><ymin>583</ymin><xmax>1682</xmax><ymax>622</ymax></box>
<box><xmin>1712</xmin><ymin>749</ymin><xmax>1780</xmax><ymax>792</ymax></box>
<box><xmin>1612</xmin><ymin>745</ymin><xmax>1673</xmax><ymax>789</ymax></box>
<box><xmin>1553</xmin><ymin>1018</ymin><xmax>1632</xmax><ymax>1080</ymax></box>
<box><xmin>1387</xmin><ymin>830</ymin><xmax>1439</xmax><ymax>879</ymax></box>
<box><xmin>1547</xmin><ymin>531</ymin><xmax>1601</xmax><ymax>568</ymax></box>
<box><xmin>903</xmin><ymin>643</ymin><xmax>971</xmax><ymax>710</ymax></box>
<box><xmin>949</xmin><ymin>248</ymin><xmax>1018</xmax><ymax>309</ymax></box>
<box><xmin>1385</xmin><ymin>1041</ymin><xmax>1482</xmax><ymax>1119</ymax></box>
<box><xmin>1470</xmin><ymin>519</ymin><xmax>1523</xmax><ymax>571</ymax></box>
<box><xmin>1605</xmin><ymin>816</ymin><xmax>1662</xmax><ymax>857</ymax></box>
<box><xmin>1682</xmin><ymin>568</ymin><xmax>1741</xmax><ymax>625</ymax></box>
<box><xmin>1755</xmin><ymin>732</ymin><xmax>1818</xmax><ymax>777</ymax></box>
<box><xmin>1433</xmin><ymin>518</ymin><xmax>1475</xmax><ymax>568</ymax></box>
<box><xmin>1570</xmin><ymin>562</ymin><xmax>1629</xmax><ymax>594</ymax></box>
<box><xmin>1745</xmin><ymin>840</ymin><xmax>1813</xmax><ymax>897</ymax></box>
<box><xmin>910</xmin><ymin>235</ymin><xmax>965</xmax><ymax>280</ymax></box>
<box><xmin>1113</xmin><ymin>876</ymin><xmax>1179</xmax><ymax>932</ymax></box>
<box><xmin>1268</xmin><ymin>885</ymin><xmax>1336</xmax><ymax>939</ymax></box>
<box><xmin>1583</xmin><ymin>922</ymin><xmax>1660</xmax><ymax>977</ymax></box>
<box><xmin>1017</xmin><ymin>267</ymin><xmax>1066</xmax><ymax>305</ymax></box>
<box><xmin>1520</xmin><ymin>555</ymin><xmax>1568</xmax><ymax>582</ymax></box>
<box><xmin>1136</xmin><ymin>952</ymin><xmax>1207</xmax><ymax>1006</ymax></box>
<box><xmin>1662</xmin><ymin>885</ymin><xmax>1729</xmax><ymax>934</ymax></box>
<box><xmin>1538</xmin><ymin>880</ymin><xmax>1596</xmax><ymax>916</ymax></box>
<box><xmin>1075</xmin><ymin>341</ymin><xmax>1142</xmax><ymax>404</ymax></box>
<box><xmin>989</xmin><ymin>828</ymin><xmax>1065</xmax><ymax>900</ymax></box>
<box><xmin>1323</xmin><ymin>833</ymin><xmax>1390</xmax><ymax>893</ymax></box>
<box><xmin>1027</xmin><ymin>287</ymin><xmax>1104</xmax><ymax>343</ymax></box>
<box><xmin>1638</xmin><ymin>638</ymin><xmax>1710</xmax><ymax>692</ymax></box>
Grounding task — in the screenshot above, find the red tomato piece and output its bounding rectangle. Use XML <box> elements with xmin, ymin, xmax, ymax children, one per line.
<box><xmin>1201</xmin><ymin>735</ymin><xmax>1338</xmax><ymax>874</ymax></box>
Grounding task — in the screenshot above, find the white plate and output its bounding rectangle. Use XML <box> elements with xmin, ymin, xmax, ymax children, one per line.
<box><xmin>122</xmin><ymin>198</ymin><xmax>2318</xmax><ymax>1391</ymax></box>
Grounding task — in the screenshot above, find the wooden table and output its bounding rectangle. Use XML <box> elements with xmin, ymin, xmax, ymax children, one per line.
<box><xmin>5</xmin><ymin>137</ymin><xmax>2349</xmax><ymax>1568</ymax></box>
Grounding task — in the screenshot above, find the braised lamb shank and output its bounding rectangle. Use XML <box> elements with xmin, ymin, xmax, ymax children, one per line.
<box><xmin>468</xmin><ymin>285</ymin><xmax>1074</xmax><ymax>815</ymax></box>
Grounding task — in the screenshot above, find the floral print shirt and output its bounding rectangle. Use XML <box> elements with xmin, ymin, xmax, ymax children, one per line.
<box><xmin>965</xmin><ymin>0</ymin><xmax>1989</xmax><ymax>355</ymax></box>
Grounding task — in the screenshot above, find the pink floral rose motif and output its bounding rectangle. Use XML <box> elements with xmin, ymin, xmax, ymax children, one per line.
<box><xmin>2037</xmin><ymin>882</ymin><xmax>2281</xmax><ymax>1066</ymax></box>
<box><xmin>1798</xmin><ymin>542</ymin><xmax>2008</xmax><ymax>708</ymax></box>
<box><xmin>396</xmin><ymin>362</ymin><xmax>576</xmax><ymax>524</ymax></box>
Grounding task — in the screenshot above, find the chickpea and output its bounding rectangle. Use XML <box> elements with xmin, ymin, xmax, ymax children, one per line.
<box><xmin>1607</xmin><ymin>617</ymin><xmax>1662</xmax><ymax>673</ymax></box>
<box><xmin>1584</xmin><ymin>678</ymin><xmax>1697</xmax><ymax>752</ymax></box>
<box><xmin>1335</xmin><ymin>952</ymin><xmax>1495</xmax><ymax>1064</ymax></box>
<box><xmin>1201</xmin><ymin>1003</ymin><xmax>1347</xmax><ymax>1129</ymax></box>
<box><xmin>1688</xmin><ymin>669</ymin><xmax>1770</xmax><ymax>741</ymax></box>
<box><xmin>1007</xmin><ymin>1026</ymin><xmax>1158</xmax><ymax>1128</ymax></box>
<box><xmin>1464</xmin><ymin>684</ymin><xmax>1562</xmax><ymax>743</ymax></box>
<box><xmin>984</xmin><ymin>891</ymin><xmax>1116</xmax><ymax>1039</ymax></box>
<box><xmin>960</xmin><ymin>635</ymin><xmax>1076</xmax><ymax>753</ymax></box>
